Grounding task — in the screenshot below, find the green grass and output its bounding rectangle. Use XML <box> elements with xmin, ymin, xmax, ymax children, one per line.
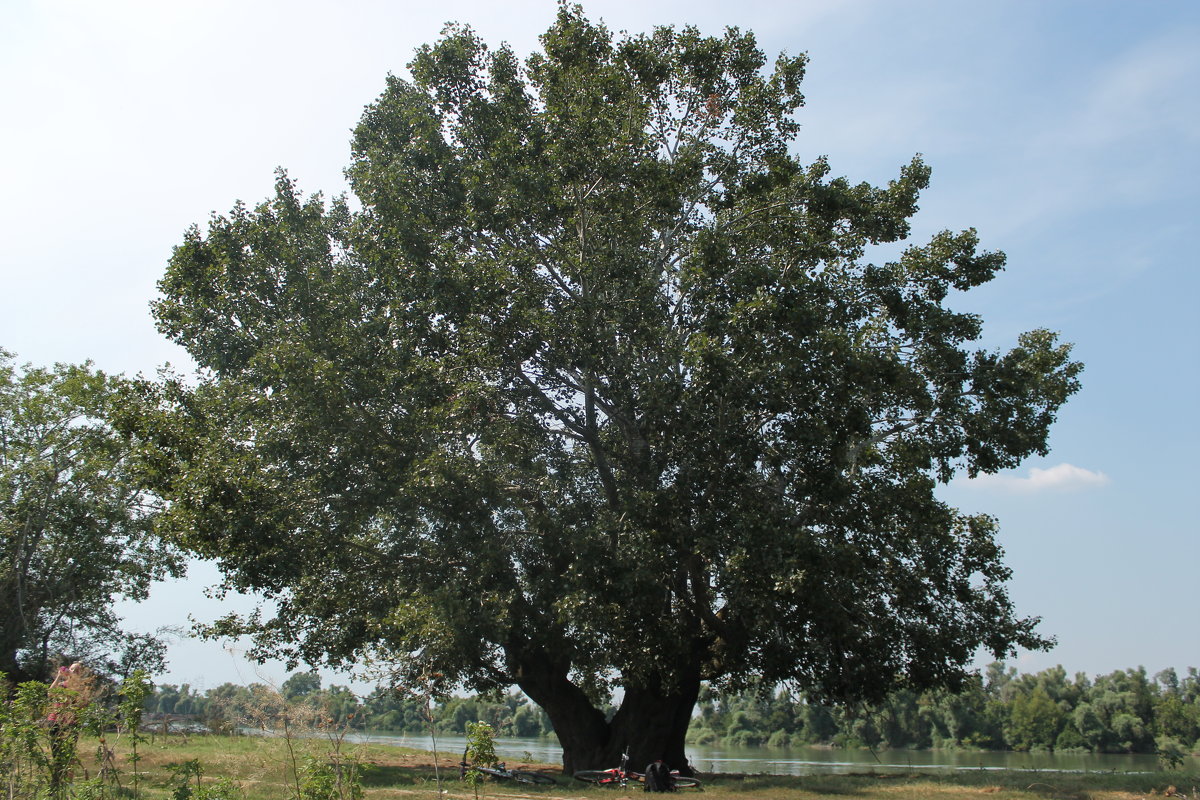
<box><xmin>49</xmin><ymin>734</ymin><xmax>1200</xmax><ymax>800</ymax></box>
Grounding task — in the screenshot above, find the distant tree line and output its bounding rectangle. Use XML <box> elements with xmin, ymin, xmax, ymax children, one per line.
<box><xmin>144</xmin><ymin>664</ymin><xmax>1200</xmax><ymax>757</ymax></box>
<box><xmin>689</xmin><ymin>664</ymin><xmax>1200</xmax><ymax>756</ymax></box>
<box><xmin>146</xmin><ymin>672</ymin><xmax>554</xmax><ymax>738</ymax></box>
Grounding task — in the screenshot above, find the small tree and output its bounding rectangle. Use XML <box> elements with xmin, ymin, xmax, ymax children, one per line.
<box><xmin>1157</xmin><ymin>735</ymin><xmax>1188</xmax><ymax>770</ymax></box>
<box><xmin>1006</xmin><ymin>686</ymin><xmax>1063</xmax><ymax>751</ymax></box>
<box><xmin>463</xmin><ymin>721</ymin><xmax>498</xmax><ymax>800</ymax></box>
<box><xmin>282</xmin><ymin>672</ymin><xmax>322</xmax><ymax>701</ymax></box>
<box><xmin>0</xmin><ymin>350</ymin><xmax>182</xmax><ymax>686</ymax></box>
<box><xmin>119</xmin><ymin>670</ymin><xmax>153</xmax><ymax>799</ymax></box>
<box><xmin>0</xmin><ymin>680</ymin><xmax>52</xmax><ymax>798</ymax></box>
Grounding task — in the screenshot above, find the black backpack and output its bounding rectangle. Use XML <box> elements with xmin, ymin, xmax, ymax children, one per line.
<box><xmin>643</xmin><ymin>761</ymin><xmax>675</xmax><ymax>792</ymax></box>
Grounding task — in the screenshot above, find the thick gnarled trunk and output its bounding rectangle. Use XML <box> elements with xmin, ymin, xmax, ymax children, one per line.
<box><xmin>607</xmin><ymin>678</ymin><xmax>701</xmax><ymax>775</ymax></box>
<box><xmin>515</xmin><ymin>651</ymin><xmax>701</xmax><ymax>776</ymax></box>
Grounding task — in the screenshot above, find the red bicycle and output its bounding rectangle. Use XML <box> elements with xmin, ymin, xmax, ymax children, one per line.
<box><xmin>573</xmin><ymin>750</ymin><xmax>702</xmax><ymax>789</ymax></box>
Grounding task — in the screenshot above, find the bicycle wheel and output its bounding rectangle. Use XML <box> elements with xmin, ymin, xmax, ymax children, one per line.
<box><xmin>511</xmin><ymin>771</ymin><xmax>558</xmax><ymax>786</ymax></box>
<box><xmin>574</xmin><ymin>770</ymin><xmax>617</xmax><ymax>785</ymax></box>
<box><xmin>672</xmin><ymin>776</ymin><xmax>702</xmax><ymax>789</ymax></box>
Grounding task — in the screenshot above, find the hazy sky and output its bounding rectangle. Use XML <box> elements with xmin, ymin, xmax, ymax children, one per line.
<box><xmin>2</xmin><ymin>0</ymin><xmax>1197</xmax><ymax>694</ymax></box>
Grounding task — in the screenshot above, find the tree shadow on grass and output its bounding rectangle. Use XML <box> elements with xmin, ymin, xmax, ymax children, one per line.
<box><xmin>361</xmin><ymin>764</ymin><xmax>434</xmax><ymax>787</ymax></box>
<box><xmin>704</xmin><ymin>775</ymin><xmax>865</xmax><ymax>796</ymax></box>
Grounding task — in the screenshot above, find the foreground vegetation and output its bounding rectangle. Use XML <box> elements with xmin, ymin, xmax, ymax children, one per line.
<box><xmin>8</xmin><ymin>732</ymin><xmax>1200</xmax><ymax>800</ymax></box>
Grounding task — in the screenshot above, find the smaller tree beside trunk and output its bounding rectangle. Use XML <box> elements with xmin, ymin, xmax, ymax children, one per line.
<box><xmin>1</xmin><ymin>350</ymin><xmax>181</xmax><ymax>690</ymax></box>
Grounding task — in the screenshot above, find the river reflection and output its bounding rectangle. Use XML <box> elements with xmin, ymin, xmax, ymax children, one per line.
<box><xmin>351</xmin><ymin>733</ymin><xmax>1185</xmax><ymax>775</ymax></box>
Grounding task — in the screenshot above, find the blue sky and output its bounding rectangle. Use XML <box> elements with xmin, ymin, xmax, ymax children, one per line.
<box><xmin>2</xmin><ymin>0</ymin><xmax>1196</xmax><ymax>693</ymax></box>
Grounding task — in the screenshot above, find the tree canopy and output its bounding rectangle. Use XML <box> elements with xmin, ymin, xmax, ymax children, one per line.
<box><xmin>0</xmin><ymin>350</ymin><xmax>182</xmax><ymax>685</ymax></box>
<box><xmin>124</xmin><ymin>5</ymin><xmax>1081</xmax><ymax>772</ymax></box>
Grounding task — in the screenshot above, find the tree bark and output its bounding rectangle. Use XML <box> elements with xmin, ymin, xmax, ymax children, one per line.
<box><xmin>0</xmin><ymin>644</ymin><xmax>35</xmax><ymax>694</ymax></box>
<box><xmin>609</xmin><ymin>674</ymin><xmax>701</xmax><ymax>776</ymax></box>
<box><xmin>1</xmin><ymin>599</ymin><xmax>35</xmax><ymax>690</ymax></box>
<box><xmin>514</xmin><ymin>649</ymin><xmax>701</xmax><ymax>776</ymax></box>
<box><xmin>513</xmin><ymin>651</ymin><xmax>609</xmax><ymax>774</ymax></box>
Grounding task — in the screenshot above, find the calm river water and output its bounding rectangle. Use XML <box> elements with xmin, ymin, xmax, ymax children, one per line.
<box><xmin>350</xmin><ymin>733</ymin><xmax>1190</xmax><ymax>775</ymax></box>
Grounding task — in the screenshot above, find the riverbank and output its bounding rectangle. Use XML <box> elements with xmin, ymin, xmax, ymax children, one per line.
<box><xmin>342</xmin><ymin>731</ymin><xmax>1186</xmax><ymax>776</ymax></box>
<box><xmin>50</xmin><ymin>734</ymin><xmax>1197</xmax><ymax>800</ymax></box>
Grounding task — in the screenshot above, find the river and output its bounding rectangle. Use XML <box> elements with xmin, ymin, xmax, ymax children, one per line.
<box><xmin>348</xmin><ymin>733</ymin><xmax>1189</xmax><ymax>775</ymax></box>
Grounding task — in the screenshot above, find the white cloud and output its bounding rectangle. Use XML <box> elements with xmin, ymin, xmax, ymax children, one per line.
<box><xmin>961</xmin><ymin>463</ymin><xmax>1111</xmax><ymax>493</ymax></box>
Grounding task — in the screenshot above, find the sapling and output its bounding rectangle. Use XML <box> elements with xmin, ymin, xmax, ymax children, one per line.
<box><xmin>119</xmin><ymin>670</ymin><xmax>153</xmax><ymax>799</ymax></box>
<box><xmin>1</xmin><ymin>680</ymin><xmax>51</xmax><ymax>798</ymax></box>
<box><xmin>463</xmin><ymin>721</ymin><xmax>498</xmax><ymax>800</ymax></box>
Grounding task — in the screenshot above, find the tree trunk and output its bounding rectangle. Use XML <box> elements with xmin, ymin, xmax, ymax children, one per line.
<box><xmin>0</xmin><ymin>645</ymin><xmax>35</xmax><ymax>694</ymax></box>
<box><xmin>513</xmin><ymin>652</ymin><xmax>609</xmax><ymax>774</ymax></box>
<box><xmin>514</xmin><ymin>650</ymin><xmax>701</xmax><ymax>776</ymax></box>
<box><xmin>608</xmin><ymin>676</ymin><xmax>701</xmax><ymax>776</ymax></box>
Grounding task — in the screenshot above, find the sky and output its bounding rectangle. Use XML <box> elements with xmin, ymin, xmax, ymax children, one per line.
<box><xmin>2</xmin><ymin>0</ymin><xmax>1197</xmax><ymax>696</ymax></box>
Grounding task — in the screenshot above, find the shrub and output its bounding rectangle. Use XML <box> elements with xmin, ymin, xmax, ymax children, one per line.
<box><xmin>766</xmin><ymin>730</ymin><xmax>792</xmax><ymax>749</ymax></box>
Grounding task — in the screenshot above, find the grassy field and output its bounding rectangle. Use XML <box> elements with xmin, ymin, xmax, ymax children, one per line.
<box><xmin>56</xmin><ymin>733</ymin><xmax>1199</xmax><ymax>800</ymax></box>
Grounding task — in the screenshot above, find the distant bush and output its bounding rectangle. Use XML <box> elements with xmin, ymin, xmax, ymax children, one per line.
<box><xmin>1055</xmin><ymin>726</ymin><xmax>1089</xmax><ymax>752</ymax></box>
<box><xmin>766</xmin><ymin>730</ymin><xmax>791</xmax><ymax>749</ymax></box>
<box><xmin>727</xmin><ymin>730</ymin><xmax>766</xmax><ymax>748</ymax></box>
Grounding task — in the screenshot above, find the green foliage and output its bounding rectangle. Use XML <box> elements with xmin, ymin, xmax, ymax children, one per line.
<box><xmin>139</xmin><ymin>662</ymin><xmax>1200</xmax><ymax>762</ymax></box>
<box><xmin>0</xmin><ymin>350</ymin><xmax>183</xmax><ymax>684</ymax></box>
<box><xmin>0</xmin><ymin>672</ymin><xmax>138</xmax><ymax>799</ymax></box>
<box><xmin>120</xmin><ymin>669</ymin><xmax>152</xmax><ymax>730</ymax></box>
<box><xmin>72</xmin><ymin>777</ymin><xmax>113</xmax><ymax>800</ymax></box>
<box><xmin>1054</xmin><ymin>725</ymin><xmax>1087</xmax><ymax>752</ymax></box>
<box><xmin>144</xmin><ymin>673</ymin><xmax>557</xmax><ymax>739</ymax></box>
<box><xmin>462</xmin><ymin>720</ymin><xmax>499</xmax><ymax>800</ymax></box>
<box><xmin>0</xmin><ymin>680</ymin><xmax>51</xmax><ymax>798</ymax></box>
<box><xmin>284</xmin><ymin>672</ymin><xmax>323</xmax><ymax>700</ymax></box>
<box><xmin>167</xmin><ymin>758</ymin><xmax>205</xmax><ymax>799</ymax></box>
<box><xmin>222</xmin><ymin>679</ymin><xmax>360</xmax><ymax>735</ymax></box>
<box><xmin>197</xmin><ymin>777</ymin><xmax>244</xmax><ymax>800</ymax></box>
<box><xmin>465</xmin><ymin>719</ymin><xmax>498</xmax><ymax>767</ymax></box>
<box><xmin>684</xmin><ymin>663</ymin><xmax>1200</xmax><ymax>760</ymax></box>
<box><xmin>162</xmin><ymin>760</ymin><xmax>245</xmax><ymax>800</ymax></box>
<box><xmin>1006</xmin><ymin>686</ymin><xmax>1063</xmax><ymax>751</ymax></box>
<box><xmin>120</xmin><ymin>670</ymin><xmax>153</xmax><ymax>798</ymax></box>
<box><xmin>298</xmin><ymin>756</ymin><xmax>363</xmax><ymax>800</ymax></box>
<box><xmin>1157</xmin><ymin>736</ymin><xmax>1188</xmax><ymax>770</ymax></box>
<box><xmin>125</xmin><ymin>5</ymin><xmax>1081</xmax><ymax>767</ymax></box>
<box><xmin>765</xmin><ymin>730</ymin><xmax>791</xmax><ymax>749</ymax></box>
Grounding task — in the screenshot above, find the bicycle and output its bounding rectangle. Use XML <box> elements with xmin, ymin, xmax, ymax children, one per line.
<box><xmin>459</xmin><ymin>749</ymin><xmax>558</xmax><ymax>786</ymax></box>
<box><xmin>573</xmin><ymin>750</ymin><xmax>702</xmax><ymax>789</ymax></box>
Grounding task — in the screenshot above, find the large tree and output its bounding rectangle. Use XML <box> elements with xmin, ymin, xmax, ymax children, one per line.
<box><xmin>125</xmin><ymin>6</ymin><xmax>1080</xmax><ymax>773</ymax></box>
<box><xmin>1</xmin><ymin>350</ymin><xmax>182</xmax><ymax>685</ymax></box>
